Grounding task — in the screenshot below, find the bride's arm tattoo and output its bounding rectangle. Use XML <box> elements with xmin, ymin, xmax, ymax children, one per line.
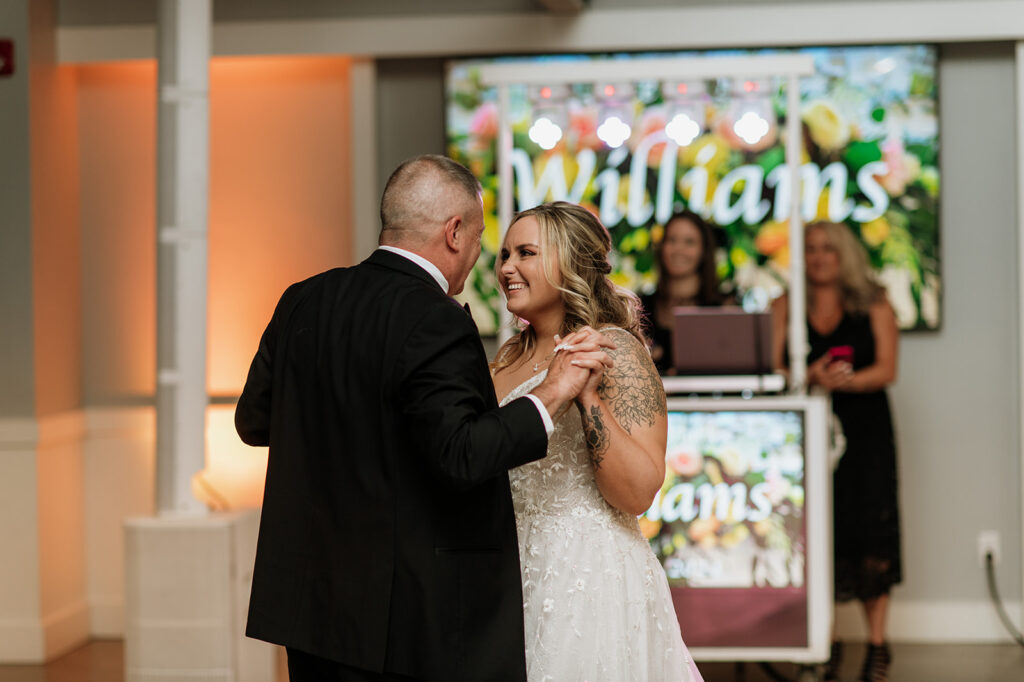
<box><xmin>580</xmin><ymin>405</ymin><xmax>610</xmax><ymax>468</ymax></box>
<box><xmin>597</xmin><ymin>336</ymin><xmax>667</xmax><ymax>434</ymax></box>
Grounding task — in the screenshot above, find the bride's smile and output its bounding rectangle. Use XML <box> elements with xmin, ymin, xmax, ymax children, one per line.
<box><xmin>499</xmin><ymin>215</ymin><xmax>563</xmax><ymax>324</ymax></box>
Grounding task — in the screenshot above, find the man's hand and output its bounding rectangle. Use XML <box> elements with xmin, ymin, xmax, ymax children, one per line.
<box><xmin>531</xmin><ymin>327</ymin><xmax>615</xmax><ymax>417</ymax></box>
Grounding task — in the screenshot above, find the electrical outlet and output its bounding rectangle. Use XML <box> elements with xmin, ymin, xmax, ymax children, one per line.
<box><xmin>978</xmin><ymin>530</ymin><xmax>1001</xmax><ymax>567</ymax></box>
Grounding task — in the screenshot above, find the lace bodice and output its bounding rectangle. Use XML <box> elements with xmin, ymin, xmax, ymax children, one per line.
<box><xmin>500</xmin><ymin>369</ymin><xmax>637</xmax><ymax>533</ymax></box>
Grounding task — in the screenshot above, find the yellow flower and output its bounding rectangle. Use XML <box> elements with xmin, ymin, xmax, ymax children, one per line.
<box><xmin>860</xmin><ymin>216</ymin><xmax>891</xmax><ymax>248</ymax></box>
<box><xmin>720</xmin><ymin>524</ymin><xmax>750</xmax><ymax>548</ymax></box>
<box><xmin>815</xmin><ymin>189</ymin><xmax>832</xmax><ymax>221</ymax></box>
<box><xmin>632</xmin><ymin>228</ymin><xmax>650</xmax><ymax>252</ymax></box>
<box><xmin>482</xmin><ymin>213</ymin><xmax>501</xmax><ymax>254</ymax></box>
<box><xmin>920</xmin><ymin>166</ymin><xmax>940</xmax><ymax>197</ymax></box>
<box><xmin>730</xmin><ymin>247</ymin><xmax>750</xmax><ymax>267</ymax></box>
<box><xmin>678</xmin><ymin>133</ymin><xmax>731</xmax><ymax>175</ymax></box>
<box><xmin>755</xmin><ymin>220</ymin><xmax>789</xmax><ymax>256</ymax></box>
<box><xmin>609</xmin><ymin>271</ymin><xmax>632</xmax><ymax>288</ymax></box>
<box><xmin>638</xmin><ymin>516</ymin><xmax>662</xmax><ymax>540</ymax></box>
<box><xmin>704</xmin><ymin>458</ymin><xmax>724</xmax><ymax>486</ymax></box>
<box><xmin>771</xmin><ymin>245</ymin><xmax>790</xmax><ymax>269</ymax></box>
<box><xmin>802</xmin><ymin>100</ymin><xmax>851</xmax><ymax>152</ymax></box>
<box><xmin>651</xmin><ymin>223</ymin><xmax>665</xmax><ymax>245</ymax></box>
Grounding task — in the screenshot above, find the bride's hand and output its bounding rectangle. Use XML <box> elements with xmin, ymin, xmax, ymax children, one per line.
<box><xmin>553</xmin><ymin>328</ymin><xmax>613</xmax><ymax>402</ymax></box>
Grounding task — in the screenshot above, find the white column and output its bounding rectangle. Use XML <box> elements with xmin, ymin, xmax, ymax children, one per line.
<box><xmin>497</xmin><ymin>83</ymin><xmax>514</xmax><ymax>343</ymax></box>
<box><xmin>785</xmin><ymin>72</ymin><xmax>807</xmax><ymax>393</ymax></box>
<box><xmin>155</xmin><ymin>0</ymin><xmax>210</xmax><ymax>515</ymax></box>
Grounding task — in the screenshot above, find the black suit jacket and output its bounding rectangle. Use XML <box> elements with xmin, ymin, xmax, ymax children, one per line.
<box><xmin>236</xmin><ymin>249</ymin><xmax>547</xmax><ymax>681</ymax></box>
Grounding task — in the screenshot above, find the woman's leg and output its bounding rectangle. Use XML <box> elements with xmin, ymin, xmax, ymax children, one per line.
<box><xmin>862</xmin><ymin>593</ymin><xmax>889</xmax><ymax>645</ymax></box>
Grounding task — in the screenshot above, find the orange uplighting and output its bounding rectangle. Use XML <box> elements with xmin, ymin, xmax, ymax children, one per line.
<box><xmin>677</xmin><ymin>83</ymin><xmax>688</xmax><ymax>95</ymax></box>
<box><xmin>604</xmin><ymin>84</ymin><xmax>615</xmax><ymax>97</ymax></box>
<box><xmin>744</xmin><ymin>80</ymin><xmax>757</xmax><ymax>92</ymax></box>
<box><xmin>540</xmin><ymin>86</ymin><xmax>552</xmax><ymax>99</ymax></box>
<box><xmin>77</xmin><ymin>55</ymin><xmax>356</xmax><ymax>511</ymax></box>
<box><xmin>196</xmin><ymin>405</ymin><xmax>268</xmax><ymax>509</ymax></box>
<box><xmin>208</xmin><ymin>55</ymin><xmax>353</xmax><ymax>398</ymax></box>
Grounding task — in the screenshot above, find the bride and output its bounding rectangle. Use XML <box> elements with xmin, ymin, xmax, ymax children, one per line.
<box><xmin>491</xmin><ymin>202</ymin><xmax>703</xmax><ymax>682</ymax></box>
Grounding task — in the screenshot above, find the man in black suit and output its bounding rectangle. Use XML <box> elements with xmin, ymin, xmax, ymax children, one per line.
<box><xmin>236</xmin><ymin>155</ymin><xmax>610</xmax><ymax>681</ymax></box>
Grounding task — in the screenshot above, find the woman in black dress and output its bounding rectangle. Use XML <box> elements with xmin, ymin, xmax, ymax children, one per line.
<box><xmin>641</xmin><ymin>210</ymin><xmax>724</xmax><ymax>374</ymax></box>
<box><xmin>772</xmin><ymin>221</ymin><xmax>901</xmax><ymax>682</ymax></box>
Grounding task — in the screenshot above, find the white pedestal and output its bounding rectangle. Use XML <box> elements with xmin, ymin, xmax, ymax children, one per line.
<box><xmin>123</xmin><ymin>509</ymin><xmax>276</xmax><ymax>682</ymax></box>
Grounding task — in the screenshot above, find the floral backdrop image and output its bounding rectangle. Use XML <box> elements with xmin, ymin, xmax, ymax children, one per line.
<box><xmin>641</xmin><ymin>410</ymin><xmax>806</xmax><ymax>590</ymax></box>
<box><xmin>446</xmin><ymin>45</ymin><xmax>939</xmax><ymax>335</ymax></box>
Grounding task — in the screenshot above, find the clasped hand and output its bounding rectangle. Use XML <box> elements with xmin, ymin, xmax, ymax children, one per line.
<box><xmin>809</xmin><ymin>354</ymin><xmax>854</xmax><ymax>390</ymax></box>
<box><xmin>538</xmin><ymin>327</ymin><xmax>615</xmax><ymax>408</ymax></box>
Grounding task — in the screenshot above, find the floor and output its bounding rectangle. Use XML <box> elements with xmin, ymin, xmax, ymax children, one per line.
<box><xmin>0</xmin><ymin>640</ymin><xmax>1021</xmax><ymax>681</ymax></box>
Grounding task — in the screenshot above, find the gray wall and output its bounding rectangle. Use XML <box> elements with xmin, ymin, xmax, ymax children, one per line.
<box><xmin>375</xmin><ymin>58</ymin><xmax>447</xmax><ymax>203</ymax></box>
<box><xmin>375</xmin><ymin>45</ymin><xmax>1023</xmax><ymax>606</ymax></box>
<box><xmin>0</xmin><ymin>1</ymin><xmax>36</xmax><ymax>418</ymax></box>
<box><xmin>890</xmin><ymin>42</ymin><xmax>1021</xmax><ymax>601</ymax></box>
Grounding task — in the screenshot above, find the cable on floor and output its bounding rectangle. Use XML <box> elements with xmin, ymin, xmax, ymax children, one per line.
<box><xmin>985</xmin><ymin>551</ymin><xmax>1024</xmax><ymax>647</ymax></box>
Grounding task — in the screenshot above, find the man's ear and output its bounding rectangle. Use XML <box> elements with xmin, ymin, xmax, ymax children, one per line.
<box><xmin>443</xmin><ymin>215</ymin><xmax>462</xmax><ymax>251</ymax></box>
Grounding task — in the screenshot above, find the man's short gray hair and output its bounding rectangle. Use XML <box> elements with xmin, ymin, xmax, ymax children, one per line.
<box><xmin>379</xmin><ymin>155</ymin><xmax>482</xmax><ymax>245</ymax></box>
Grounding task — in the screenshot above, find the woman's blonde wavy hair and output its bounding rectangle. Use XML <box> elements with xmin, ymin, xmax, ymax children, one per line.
<box><xmin>806</xmin><ymin>221</ymin><xmax>885</xmax><ymax>315</ymax></box>
<box><xmin>491</xmin><ymin>202</ymin><xmax>645</xmax><ymax>373</ymax></box>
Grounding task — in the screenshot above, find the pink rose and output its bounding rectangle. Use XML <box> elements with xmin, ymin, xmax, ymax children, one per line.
<box><xmin>469</xmin><ymin>102</ymin><xmax>498</xmax><ymax>144</ymax></box>
<box><xmin>667</xmin><ymin>449</ymin><xmax>704</xmax><ymax>477</ymax></box>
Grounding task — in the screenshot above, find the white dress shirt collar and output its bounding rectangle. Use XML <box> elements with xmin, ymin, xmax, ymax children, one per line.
<box><xmin>377</xmin><ymin>245</ymin><xmax>449</xmax><ymax>294</ymax></box>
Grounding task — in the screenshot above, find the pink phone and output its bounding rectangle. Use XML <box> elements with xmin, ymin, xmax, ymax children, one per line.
<box><xmin>827</xmin><ymin>345</ymin><xmax>854</xmax><ymax>366</ymax></box>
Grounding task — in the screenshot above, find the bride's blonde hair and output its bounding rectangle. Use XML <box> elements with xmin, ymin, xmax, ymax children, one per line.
<box><xmin>491</xmin><ymin>202</ymin><xmax>645</xmax><ymax>373</ymax></box>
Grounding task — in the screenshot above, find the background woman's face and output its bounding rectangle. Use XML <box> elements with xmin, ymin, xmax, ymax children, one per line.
<box><xmin>660</xmin><ymin>218</ymin><xmax>704</xmax><ymax>279</ymax></box>
<box><xmin>805</xmin><ymin>227</ymin><xmax>841</xmax><ymax>285</ymax></box>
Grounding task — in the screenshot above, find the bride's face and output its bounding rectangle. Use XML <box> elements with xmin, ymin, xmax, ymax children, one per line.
<box><xmin>498</xmin><ymin>216</ymin><xmax>562</xmax><ymax>322</ymax></box>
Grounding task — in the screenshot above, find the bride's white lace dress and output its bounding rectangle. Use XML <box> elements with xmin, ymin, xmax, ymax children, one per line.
<box><xmin>501</xmin><ymin>364</ymin><xmax>701</xmax><ymax>682</ymax></box>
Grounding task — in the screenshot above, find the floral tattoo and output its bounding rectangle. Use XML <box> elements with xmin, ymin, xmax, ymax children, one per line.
<box><xmin>597</xmin><ymin>334</ymin><xmax>667</xmax><ymax>434</ymax></box>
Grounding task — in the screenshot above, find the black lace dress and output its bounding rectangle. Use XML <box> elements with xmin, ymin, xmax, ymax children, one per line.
<box><xmin>809</xmin><ymin>313</ymin><xmax>902</xmax><ymax>602</ymax></box>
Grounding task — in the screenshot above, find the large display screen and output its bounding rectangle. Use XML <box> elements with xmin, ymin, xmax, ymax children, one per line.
<box><xmin>641</xmin><ymin>409</ymin><xmax>809</xmax><ymax>648</ymax></box>
<box><xmin>445</xmin><ymin>45</ymin><xmax>940</xmax><ymax>335</ymax></box>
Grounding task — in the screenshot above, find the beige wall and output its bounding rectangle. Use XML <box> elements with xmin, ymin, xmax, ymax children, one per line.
<box><xmin>79</xmin><ymin>56</ymin><xmax>354</xmax><ymax>404</ymax></box>
<box><xmin>208</xmin><ymin>55</ymin><xmax>353</xmax><ymax>396</ymax></box>
<box><xmin>78</xmin><ymin>62</ymin><xmax>157</xmax><ymax>405</ymax></box>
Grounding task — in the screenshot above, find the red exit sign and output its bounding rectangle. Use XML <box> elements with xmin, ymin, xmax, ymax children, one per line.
<box><xmin>0</xmin><ymin>39</ymin><xmax>13</xmax><ymax>77</ymax></box>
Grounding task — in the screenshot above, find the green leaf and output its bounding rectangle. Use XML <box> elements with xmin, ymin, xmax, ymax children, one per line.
<box><xmin>843</xmin><ymin>141</ymin><xmax>883</xmax><ymax>172</ymax></box>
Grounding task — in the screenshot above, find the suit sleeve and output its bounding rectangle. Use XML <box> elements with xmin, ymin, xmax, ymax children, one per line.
<box><xmin>235</xmin><ymin>283</ymin><xmax>300</xmax><ymax>446</ymax></box>
<box><xmin>398</xmin><ymin>302</ymin><xmax>548</xmax><ymax>490</ymax></box>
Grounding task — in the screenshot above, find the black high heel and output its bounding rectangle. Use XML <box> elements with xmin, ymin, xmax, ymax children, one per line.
<box><xmin>858</xmin><ymin>642</ymin><xmax>891</xmax><ymax>682</ymax></box>
<box><xmin>824</xmin><ymin>640</ymin><xmax>842</xmax><ymax>681</ymax></box>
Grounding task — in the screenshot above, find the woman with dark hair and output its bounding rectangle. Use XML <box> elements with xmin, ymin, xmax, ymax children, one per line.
<box><xmin>491</xmin><ymin>202</ymin><xmax>702</xmax><ymax>681</ymax></box>
<box><xmin>641</xmin><ymin>210</ymin><xmax>725</xmax><ymax>373</ymax></box>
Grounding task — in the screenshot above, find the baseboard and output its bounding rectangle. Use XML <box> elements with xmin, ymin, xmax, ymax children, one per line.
<box><xmin>0</xmin><ymin>617</ymin><xmax>44</xmax><ymax>663</ymax></box>
<box><xmin>41</xmin><ymin>599</ymin><xmax>90</xmax><ymax>659</ymax></box>
<box><xmin>835</xmin><ymin>599</ymin><xmax>1024</xmax><ymax>643</ymax></box>
<box><xmin>0</xmin><ymin>416</ymin><xmax>40</xmax><ymax>450</ymax></box>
